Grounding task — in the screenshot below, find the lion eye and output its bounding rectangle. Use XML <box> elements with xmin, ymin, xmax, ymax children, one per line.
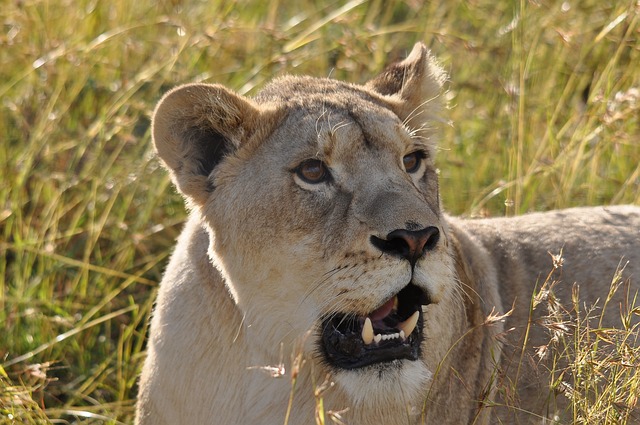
<box><xmin>295</xmin><ymin>159</ymin><xmax>330</xmax><ymax>184</ymax></box>
<box><xmin>403</xmin><ymin>151</ymin><xmax>425</xmax><ymax>173</ymax></box>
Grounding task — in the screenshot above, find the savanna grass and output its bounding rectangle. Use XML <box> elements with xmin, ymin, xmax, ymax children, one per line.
<box><xmin>1</xmin><ymin>0</ymin><xmax>639</xmax><ymax>423</ymax></box>
<box><xmin>528</xmin><ymin>257</ymin><xmax>639</xmax><ymax>424</ymax></box>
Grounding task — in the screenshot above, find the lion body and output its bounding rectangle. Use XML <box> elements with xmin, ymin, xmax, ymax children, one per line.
<box><xmin>136</xmin><ymin>44</ymin><xmax>639</xmax><ymax>424</ymax></box>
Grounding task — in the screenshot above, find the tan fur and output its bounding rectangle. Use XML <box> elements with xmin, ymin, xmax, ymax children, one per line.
<box><xmin>136</xmin><ymin>43</ymin><xmax>639</xmax><ymax>424</ymax></box>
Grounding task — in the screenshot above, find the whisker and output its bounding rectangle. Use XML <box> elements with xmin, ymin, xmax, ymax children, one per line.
<box><xmin>330</xmin><ymin>120</ymin><xmax>351</xmax><ymax>136</ymax></box>
<box><xmin>301</xmin><ymin>267</ymin><xmax>342</xmax><ymax>300</ymax></box>
<box><xmin>315</xmin><ymin>102</ymin><xmax>328</xmax><ymax>137</ymax></box>
<box><xmin>296</xmin><ymin>261</ymin><xmax>365</xmax><ymax>316</ymax></box>
<box><xmin>401</xmin><ymin>93</ymin><xmax>441</xmax><ymax>127</ymax></box>
<box><xmin>450</xmin><ymin>258</ymin><xmax>483</xmax><ymax>303</ymax></box>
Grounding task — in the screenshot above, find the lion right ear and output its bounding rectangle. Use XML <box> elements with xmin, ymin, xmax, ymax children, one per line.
<box><xmin>366</xmin><ymin>42</ymin><xmax>447</xmax><ymax>131</ymax></box>
<box><xmin>152</xmin><ymin>83</ymin><xmax>265</xmax><ymax>207</ymax></box>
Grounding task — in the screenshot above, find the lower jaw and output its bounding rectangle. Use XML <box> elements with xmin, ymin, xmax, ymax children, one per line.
<box><xmin>324</xmin><ymin>345</ymin><xmax>420</xmax><ymax>370</ymax></box>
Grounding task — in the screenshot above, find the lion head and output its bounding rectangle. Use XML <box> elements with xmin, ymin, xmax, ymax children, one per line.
<box><xmin>151</xmin><ymin>43</ymin><xmax>469</xmax><ymax>414</ymax></box>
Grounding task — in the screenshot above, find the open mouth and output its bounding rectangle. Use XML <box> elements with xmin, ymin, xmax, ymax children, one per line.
<box><xmin>320</xmin><ymin>283</ymin><xmax>430</xmax><ymax>369</ymax></box>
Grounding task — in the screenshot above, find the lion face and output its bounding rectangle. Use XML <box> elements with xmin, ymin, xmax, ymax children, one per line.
<box><xmin>152</xmin><ymin>43</ymin><xmax>461</xmax><ymax>405</ymax></box>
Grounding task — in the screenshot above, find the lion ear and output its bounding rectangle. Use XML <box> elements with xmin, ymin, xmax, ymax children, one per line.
<box><xmin>152</xmin><ymin>83</ymin><xmax>264</xmax><ymax>207</ymax></box>
<box><xmin>366</xmin><ymin>42</ymin><xmax>447</xmax><ymax>129</ymax></box>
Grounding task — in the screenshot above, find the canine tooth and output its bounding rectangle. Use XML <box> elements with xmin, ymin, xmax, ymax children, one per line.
<box><xmin>374</xmin><ymin>334</ymin><xmax>382</xmax><ymax>343</ymax></box>
<box><xmin>400</xmin><ymin>330</ymin><xmax>405</xmax><ymax>339</ymax></box>
<box><xmin>399</xmin><ymin>311</ymin><xmax>419</xmax><ymax>337</ymax></box>
<box><xmin>362</xmin><ymin>318</ymin><xmax>374</xmax><ymax>345</ymax></box>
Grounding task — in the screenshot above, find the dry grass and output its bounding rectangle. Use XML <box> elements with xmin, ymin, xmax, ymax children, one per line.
<box><xmin>528</xmin><ymin>258</ymin><xmax>640</xmax><ymax>424</ymax></box>
<box><xmin>1</xmin><ymin>0</ymin><xmax>639</xmax><ymax>423</ymax></box>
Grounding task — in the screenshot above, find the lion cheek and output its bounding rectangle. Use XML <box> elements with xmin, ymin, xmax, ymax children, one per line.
<box><xmin>213</xmin><ymin>256</ymin><xmax>321</xmax><ymax>341</ymax></box>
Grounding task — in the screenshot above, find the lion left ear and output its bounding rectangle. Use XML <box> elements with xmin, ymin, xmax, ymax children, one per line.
<box><xmin>366</xmin><ymin>42</ymin><xmax>447</xmax><ymax>129</ymax></box>
<box><xmin>152</xmin><ymin>83</ymin><xmax>273</xmax><ymax>208</ymax></box>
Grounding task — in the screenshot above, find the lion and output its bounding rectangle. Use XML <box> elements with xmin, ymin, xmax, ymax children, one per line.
<box><xmin>135</xmin><ymin>43</ymin><xmax>640</xmax><ymax>424</ymax></box>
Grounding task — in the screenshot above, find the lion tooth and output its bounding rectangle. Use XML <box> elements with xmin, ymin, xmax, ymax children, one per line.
<box><xmin>399</xmin><ymin>311</ymin><xmax>419</xmax><ymax>338</ymax></box>
<box><xmin>374</xmin><ymin>333</ymin><xmax>382</xmax><ymax>343</ymax></box>
<box><xmin>379</xmin><ymin>332</ymin><xmax>402</xmax><ymax>342</ymax></box>
<box><xmin>362</xmin><ymin>317</ymin><xmax>374</xmax><ymax>345</ymax></box>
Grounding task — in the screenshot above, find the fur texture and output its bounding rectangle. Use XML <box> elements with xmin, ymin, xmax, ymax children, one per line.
<box><xmin>136</xmin><ymin>43</ymin><xmax>639</xmax><ymax>424</ymax></box>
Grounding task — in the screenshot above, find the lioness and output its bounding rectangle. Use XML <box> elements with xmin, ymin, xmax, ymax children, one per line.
<box><xmin>136</xmin><ymin>43</ymin><xmax>639</xmax><ymax>424</ymax></box>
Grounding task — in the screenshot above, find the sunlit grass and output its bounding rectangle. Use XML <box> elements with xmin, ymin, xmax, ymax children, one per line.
<box><xmin>1</xmin><ymin>0</ymin><xmax>638</xmax><ymax>423</ymax></box>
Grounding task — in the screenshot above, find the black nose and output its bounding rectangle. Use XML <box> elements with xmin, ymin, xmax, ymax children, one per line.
<box><xmin>370</xmin><ymin>226</ymin><xmax>440</xmax><ymax>266</ymax></box>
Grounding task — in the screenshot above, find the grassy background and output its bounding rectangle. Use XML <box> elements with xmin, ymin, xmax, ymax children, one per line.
<box><xmin>1</xmin><ymin>0</ymin><xmax>638</xmax><ymax>423</ymax></box>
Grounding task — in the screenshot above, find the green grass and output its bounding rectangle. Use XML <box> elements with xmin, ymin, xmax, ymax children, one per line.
<box><xmin>1</xmin><ymin>0</ymin><xmax>638</xmax><ymax>423</ymax></box>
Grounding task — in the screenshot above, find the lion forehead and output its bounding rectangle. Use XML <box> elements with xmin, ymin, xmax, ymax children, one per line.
<box><xmin>249</xmin><ymin>93</ymin><xmax>420</xmax><ymax>170</ymax></box>
<box><xmin>280</xmin><ymin>109</ymin><xmax>408</xmax><ymax>163</ymax></box>
<box><xmin>255</xmin><ymin>75</ymin><xmax>386</xmax><ymax>107</ymax></box>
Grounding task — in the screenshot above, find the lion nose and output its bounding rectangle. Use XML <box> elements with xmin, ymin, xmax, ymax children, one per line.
<box><xmin>370</xmin><ymin>226</ymin><xmax>440</xmax><ymax>266</ymax></box>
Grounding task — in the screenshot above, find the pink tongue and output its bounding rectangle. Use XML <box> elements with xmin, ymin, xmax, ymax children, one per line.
<box><xmin>368</xmin><ymin>296</ymin><xmax>396</xmax><ymax>321</ymax></box>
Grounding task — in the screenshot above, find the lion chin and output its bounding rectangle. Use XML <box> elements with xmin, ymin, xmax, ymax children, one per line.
<box><xmin>333</xmin><ymin>360</ymin><xmax>433</xmax><ymax>407</ymax></box>
<box><xmin>135</xmin><ymin>42</ymin><xmax>640</xmax><ymax>425</ymax></box>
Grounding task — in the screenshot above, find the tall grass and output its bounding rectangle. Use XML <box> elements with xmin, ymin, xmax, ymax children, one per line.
<box><xmin>528</xmin><ymin>258</ymin><xmax>640</xmax><ymax>423</ymax></box>
<box><xmin>1</xmin><ymin>0</ymin><xmax>638</xmax><ymax>423</ymax></box>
